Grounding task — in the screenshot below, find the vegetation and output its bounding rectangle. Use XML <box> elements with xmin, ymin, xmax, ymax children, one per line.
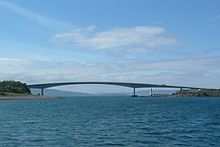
<box><xmin>199</xmin><ymin>89</ymin><xmax>220</xmax><ymax>96</ymax></box>
<box><xmin>0</xmin><ymin>81</ymin><xmax>31</xmax><ymax>96</ymax></box>
<box><xmin>172</xmin><ymin>89</ymin><xmax>220</xmax><ymax>97</ymax></box>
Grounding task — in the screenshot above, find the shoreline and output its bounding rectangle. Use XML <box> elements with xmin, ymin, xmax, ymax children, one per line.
<box><xmin>0</xmin><ymin>95</ymin><xmax>58</xmax><ymax>100</ymax></box>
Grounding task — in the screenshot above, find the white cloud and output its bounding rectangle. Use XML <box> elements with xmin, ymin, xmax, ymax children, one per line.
<box><xmin>0</xmin><ymin>0</ymin><xmax>72</xmax><ymax>29</ymax></box>
<box><xmin>188</xmin><ymin>48</ymin><xmax>220</xmax><ymax>55</ymax></box>
<box><xmin>114</xmin><ymin>57</ymin><xmax>220</xmax><ymax>72</ymax></box>
<box><xmin>0</xmin><ymin>58</ymin><xmax>113</xmax><ymax>84</ymax></box>
<box><xmin>0</xmin><ymin>57</ymin><xmax>220</xmax><ymax>90</ymax></box>
<box><xmin>111</xmin><ymin>48</ymin><xmax>152</xmax><ymax>59</ymax></box>
<box><xmin>0</xmin><ymin>58</ymin><xmax>30</xmax><ymax>72</ymax></box>
<box><xmin>52</xmin><ymin>26</ymin><xmax>179</xmax><ymax>49</ymax></box>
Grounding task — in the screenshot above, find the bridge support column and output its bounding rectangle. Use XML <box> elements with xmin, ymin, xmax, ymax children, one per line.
<box><xmin>131</xmin><ymin>88</ymin><xmax>137</xmax><ymax>97</ymax></box>
<box><xmin>150</xmin><ymin>88</ymin><xmax>153</xmax><ymax>96</ymax></box>
<box><xmin>41</xmin><ymin>88</ymin><xmax>44</xmax><ymax>96</ymax></box>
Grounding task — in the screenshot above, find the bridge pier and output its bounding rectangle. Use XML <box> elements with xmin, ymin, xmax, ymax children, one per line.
<box><xmin>150</xmin><ymin>88</ymin><xmax>153</xmax><ymax>96</ymax></box>
<box><xmin>131</xmin><ymin>88</ymin><xmax>138</xmax><ymax>97</ymax></box>
<box><xmin>41</xmin><ymin>88</ymin><xmax>44</xmax><ymax>96</ymax></box>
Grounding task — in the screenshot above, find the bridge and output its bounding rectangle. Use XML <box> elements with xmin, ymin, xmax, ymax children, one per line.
<box><xmin>28</xmin><ymin>82</ymin><xmax>201</xmax><ymax>97</ymax></box>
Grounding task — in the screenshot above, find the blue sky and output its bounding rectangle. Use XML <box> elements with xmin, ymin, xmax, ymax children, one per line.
<box><xmin>0</xmin><ymin>0</ymin><xmax>220</xmax><ymax>93</ymax></box>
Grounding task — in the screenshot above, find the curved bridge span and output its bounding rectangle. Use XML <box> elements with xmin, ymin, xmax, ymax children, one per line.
<box><xmin>28</xmin><ymin>82</ymin><xmax>200</xmax><ymax>96</ymax></box>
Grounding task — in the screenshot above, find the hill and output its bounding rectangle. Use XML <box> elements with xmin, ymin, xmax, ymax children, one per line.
<box><xmin>31</xmin><ymin>89</ymin><xmax>93</xmax><ymax>97</ymax></box>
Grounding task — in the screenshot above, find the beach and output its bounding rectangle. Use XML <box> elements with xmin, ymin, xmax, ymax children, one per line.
<box><xmin>0</xmin><ymin>95</ymin><xmax>56</xmax><ymax>100</ymax></box>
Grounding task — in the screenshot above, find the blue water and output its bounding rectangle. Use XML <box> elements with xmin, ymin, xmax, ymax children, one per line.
<box><xmin>0</xmin><ymin>96</ymin><xmax>220</xmax><ymax>146</ymax></box>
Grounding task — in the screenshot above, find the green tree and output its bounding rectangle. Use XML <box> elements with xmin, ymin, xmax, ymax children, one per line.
<box><xmin>0</xmin><ymin>81</ymin><xmax>31</xmax><ymax>94</ymax></box>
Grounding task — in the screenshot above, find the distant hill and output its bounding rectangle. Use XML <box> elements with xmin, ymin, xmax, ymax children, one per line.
<box><xmin>135</xmin><ymin>89</ymin><xmax>176</xmax><ymax>96</ymax></box>
<box><xmin>31</xmin><ymin>88</ymin><xmax>177</xmax><ymax>97</ymax></box>
<box><xmin>99</xmin><ymin>93</ymin><xmax>129</xmax><ymax>96</ymax></box>
<box><xmin>99</xmin><ymin>89</ymin><xmax>176</xmax><ymax>96</ymax></box>
<box><xmin>31</xmin><ymin>89</ymin><xmax>93</xmax><ymax>97</ymax></box>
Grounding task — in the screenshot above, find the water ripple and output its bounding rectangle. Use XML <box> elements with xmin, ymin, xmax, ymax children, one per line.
<box><xmin>0</xmin><ymin>96</ymin><xmax>220</xmax><ymax>146</ymax></box>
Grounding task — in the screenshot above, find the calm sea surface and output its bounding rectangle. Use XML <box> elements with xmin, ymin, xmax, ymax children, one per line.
<box><xmin>0</xmin><ymin>96</ymin><xmax>220</xmax><ymax>146</ymax></box>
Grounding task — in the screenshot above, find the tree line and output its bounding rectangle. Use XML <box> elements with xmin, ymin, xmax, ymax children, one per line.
<box><xmin>0</xmin><ymin>81</ymin><xmax>31</xmax><ymax>94</ymax></box>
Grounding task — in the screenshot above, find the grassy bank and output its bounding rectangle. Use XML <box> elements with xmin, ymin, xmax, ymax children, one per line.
<box><xmin>0</xmin><ymin>92</ymin><xmax>31</xmax><ymax>97</ymax></box>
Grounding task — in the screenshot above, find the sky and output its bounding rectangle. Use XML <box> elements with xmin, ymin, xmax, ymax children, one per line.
<box><xmin>0</xmin><ymin>0</ymin><xmax>220</xmax><ymax>93</ymax></box>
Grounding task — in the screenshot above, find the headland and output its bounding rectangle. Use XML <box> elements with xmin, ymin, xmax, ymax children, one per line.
<box><xmin>0</xmin><ymin>80</ymin><xmax>56</xmax><ymax>100</ymax></box>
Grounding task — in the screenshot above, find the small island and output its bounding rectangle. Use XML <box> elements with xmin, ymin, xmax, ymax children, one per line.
<box><xmin>0</xmin><ymin>80</ymin><xmax>31</xmax><ymax>96</ymax></box>
<box><xmin>0</xmin><ymin>80</ymin><xmax>53</xmax><ymax>100</ymax></box>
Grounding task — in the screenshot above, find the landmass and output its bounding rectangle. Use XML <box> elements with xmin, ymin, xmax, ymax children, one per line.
<box><xmin>1</xmin><ymin>80</ymin><xmax>220</xmax><ymax>99</ymax></box>
<box><xmin>0</xmin><ymin>80</ymin><xmax>54</xmax><ymax>100</ymax></box>
<box><xmin>171</xmin><ymin>89</ymin><xmax>220</xmax><ymax>97</ymax></box>
<box><xmin>0</xmin><ymin>80</ymin><xmax>30</xmax><ymax>96</ymax></box>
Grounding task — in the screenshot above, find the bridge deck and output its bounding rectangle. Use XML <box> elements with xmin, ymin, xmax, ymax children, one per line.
<box><xmin>28</xmin><ymin>82</ymin><xmax>202</xmax><ymax>96</ymax></box>
<box><xmin>28</xmin><ymin>82</ymin><xmax>200</xmax><ymax>89</ymax></box>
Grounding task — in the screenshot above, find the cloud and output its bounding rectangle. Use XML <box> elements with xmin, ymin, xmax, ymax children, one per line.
<box><xmin>188</xmin><ymin>48</ymin><xmax>220</xmax><ymax>55</ymax></box>
<box><xmin>108</xmin><ymin>57</ymin><xmax>220</xmax><ymax>88</ymax></box>
<box><xmin>1</xmin><ymin>57</ymin><xmax>220</xmax><ymax>90</ymax></box>
<box><xmin>111</xmin><ymin>48</ymin><xmax>152</xmax><ymax>59</ymax></box>
<box><xmin>52</xmin><ymin>25</ymin><xmax>179</xmax><ymax>49</ymax></box>
<box><xmin>0</xmin><ymin>58</ymin><xmax>30</xmax><ymax>72</ymax></box>
<box><xmin>0</xmin><ymin>58</ymin><xmax>113</xmax><ymax>83</ymax></box>
<box><xmin>113</xmin><ymin>57</ymin><xmax>220</xmax><ymax>72</ymax></box>
<box><xmin>0</xmin><ymin>0</ymin><xmax>72</xmax><ymax>29</ymax></box>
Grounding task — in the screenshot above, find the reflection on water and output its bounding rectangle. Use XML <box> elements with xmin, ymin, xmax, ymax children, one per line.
<box><xmin>0</xmin><ymin>96</ymin><xmax>220</xmax><ymax>146</ymax></box>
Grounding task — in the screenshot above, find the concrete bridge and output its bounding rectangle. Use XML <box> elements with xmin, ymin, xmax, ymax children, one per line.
<box><xmin>28</xmin><ymin>82</ymin><xmax>201</xmax><ymax>96</ymax></box>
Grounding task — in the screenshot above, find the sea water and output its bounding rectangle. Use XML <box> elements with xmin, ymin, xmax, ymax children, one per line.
<box><xmin>0</xmin><ymin>96</ymin><xmax>220</xmax><ymax>146</ymax></box>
